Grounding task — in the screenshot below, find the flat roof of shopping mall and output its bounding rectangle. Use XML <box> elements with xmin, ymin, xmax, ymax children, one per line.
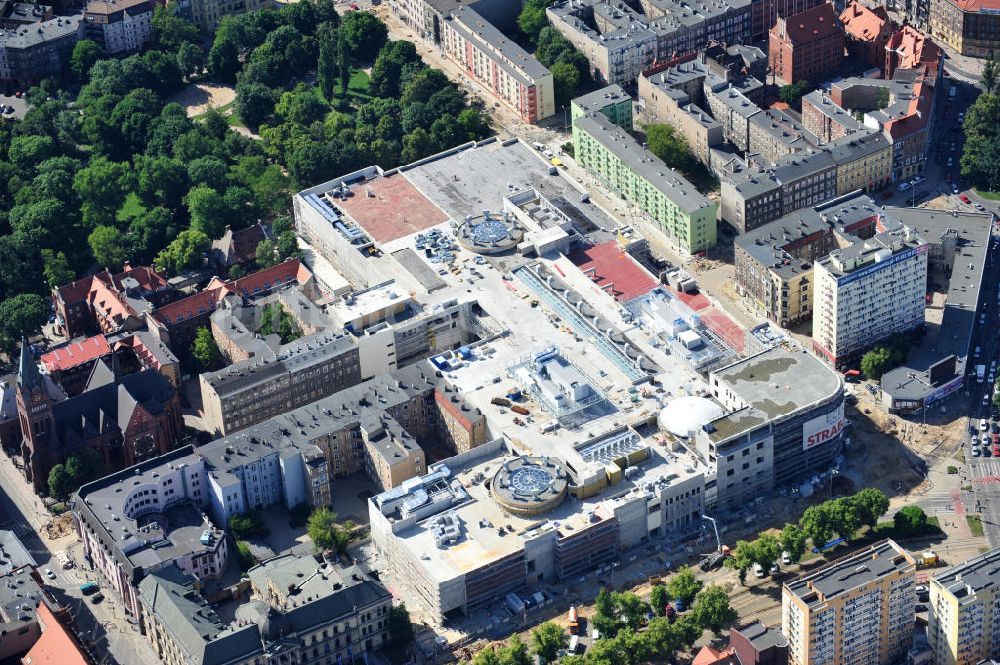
<box><xmin>568</xmin><ymin>241</ymin><xmax>658</xmax><ymax>302</ymax></box>
<box><xmin>335</xmin><ymin>172</ymin><xmax>449</xmax><ymax>244</ymax></box>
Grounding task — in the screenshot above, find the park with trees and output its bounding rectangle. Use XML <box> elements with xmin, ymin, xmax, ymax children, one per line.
<box><xmin>0</xmin><ymin>2</ymin><xmax>491</xmax><ymax>360</ymax></box>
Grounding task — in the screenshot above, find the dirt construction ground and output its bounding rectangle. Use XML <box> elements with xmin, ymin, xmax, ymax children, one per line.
<box><xmin>168</xmin><ymin>83</ymin><xmax>237</xmax><ymax>118</ymax></box>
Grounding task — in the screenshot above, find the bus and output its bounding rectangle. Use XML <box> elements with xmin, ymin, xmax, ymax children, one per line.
<box><xmin>79</xmin><ymin>582</ymin><xmax>99</xmax><ymax>596</ymax></box>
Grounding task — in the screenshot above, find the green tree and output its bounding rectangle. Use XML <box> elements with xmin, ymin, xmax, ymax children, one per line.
<box><xmin>337</xmin><ymin>27</ymin><xmax>350</xmax><ymax>97</ymax></box>
<box><xmin>227</xmin><ymin>511</ymin><xmax>264</xmax><ymax>539</ymax></box>
<box><xmin>779</xmin><ymin>80</ymin><xmax>811</xmax><ymax>105</ymax></box>
<box><xmin>154</xmin><ymin>229</ymin><xmax>210</xmax><ymax>275</ymax></box>
<box><xmin>388</xmin><ymin>604</ymin><xmax>414</xmax><ymax>651</ymax></box>
<box><xmin>370</xmin><ymin>40</ymin><xmax>421</xmax><ymax>98</ymax></box>
<box><xmin>48</xmin><ymin>464</ymin><xmax>73</xmax><ymax>500</ymax></box>
<box><xmin>851</xmin><ymin>488</ymin><xmax>890</xmax><ymax>529</ymax></box>
<box><xmin>187</xmin><ymin>185</ymin><xmax>229</xmax><ymax>238</ymax></box>
<box><xmin>498</xmin><ymin>635</ymin><xmax>532</xmax><ymax>665</ymax></box>
<box><xmin>0</xmin><ymin>294</ymin><xmax>49</xmax><ymax>348</ymax></box>
<box><xmin>861</xmin><ymin>346</ymin><xmax>891</xmax><ymax>380</ymax></box>
<box><xmin>208</xmin><ymin>36</ymin><xmax>240</xmax><ymax>83</ymax></box>
<box><xmin>550</xmin><ymin>61</ymin><xmax>581</xmax><ymax>106</ymax></box>
<box><xmin>779</xmin><ymin>523</ymin><xmax>807</xmax><ymax>563</ymax></box>
<box><xmin>71</xmin><ymin>40</ymin><xmax>104</xmax><ymax>81</ymax></box>
<box><xmin>151</xmin><ymin>6</ymin><xmax>200</xmax><ymax>51</ymax></box>
<box><xmin>829</xmin><ymin>496</ymin><xmax>863</xmax><ymax>541</ymax></box>
<box><xmin>472</xmin><ymin>648</ymin><xmax>501</xmax><ymax>665</ymax></box>
<box><xmin>317</xmin><ymin>27</ymin><xmax>338</xmax><ymax>101</ymax></box>
<box><xmin>236</xmin><ymin>540</ymin><xmax>257</xmax><ymax>571</ymax></box>
<box><xmin>894</xmin><ymin>505</ymin><xmax>929</xmax><ymax>535</ymax></box>
<box><xmin>983</xmin><ymin>54</ymin><xmax>997</xmax><ymax>94</ymax></box>
<box><xmin>961</xmin><ymin>94</ymin><xmax>1000</xmax><ymax>191</ymax></box>
<box><xmin>645</xmin><ymin>123</ymin><xmax>692</xmax><ymax>172</ymax></box>
<box><xmin>666</xmin><ymin>566</ymin><xmax>702</xmax><ymax>606</ymax></box>
<box><xmin>650</xmin><ymin>584</ymin><xmax>670</xmax><ymax>616</ymax></box>
<box><xmin>255</xmin><ymin>238</ymin><xmax>278</xmax><ymax>268</ymax></box>
<box><xmin>754</xmin><ymin>532</ymin><xmax>781</xmax><ymax>570</ymax></box>
<box><xmin>235</xmin><ymin>83</ymin><xmax>278</xmax><ymax>131</ymax></box>
<box><xmin>41</xmin><ymin>250</ymin><xmax>74</xmax><ymax>289</ymax></box>
<box><xmin>691</xmin><ymin>585</ymin><xmax>737</xmax><ymax>632</ymax></box>
<box><xmin>276</xmin><ymin>84</ymin><xmax>328</xmax><ymax>127</ymax></box>
<box><xmin>338</xmin><ymin>11</ymin><xmax>388</xmax><ymax>62</ymax></box>
<box><xmin>191</xmin><ymin>326</ymin><xmax>221</xmax><ymax>371</ymax></box>
<box><xmin>614</xmin><ymin>591</ymin><xmax>650</xmax><ymax>631</ymax></box>
<box><xmin>307</xmin><ymin>507</ymin><xmax>351</xmax><ymax>554</ymax></box>
<box><xmin>88</xmin><ymin>226</ymin><xmax>131</xmax><ymax>270</ymax></box>
<box><xmin>800</xmin><ymin>503</ymin><xmax>835</xmax><ymax>548</ymax></box>
<box><xmin>530</xmin><ymin>622</ymin><xmax>566</xmax><ymax>663</ymax></box>
<box><xmin>177</xmin><ymin>42</ymin><xmax>205</xmax><ymax>79</ymax></box>
<box><xmin>10</xmin><ymin>135</ymin><xmax>55</xmax><ymax>174</ymax></box>
<box><xmin>73</xmin><ymin>157</ymin><xmax>132</xmax><ymax>228</ymax></box>
<box><xmin>725</xmin><ymin>539</ymin><xmax>755</xmax><ymax>585</ymax></box>
<box><xmin>518</xmin><ymin>0</ymin><xmax>553</xmax><ymax>44</ymax></box>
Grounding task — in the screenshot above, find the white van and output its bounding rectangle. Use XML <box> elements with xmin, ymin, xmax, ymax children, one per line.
<box><xmin>753</xmin><ymin>563</ymin><xmax>765</xmax><ymax>578</ymax></box>
<box><xmin>982</xmin><ymin>418</ymin><xmax>989</xmax><ymax>432</ymax></box>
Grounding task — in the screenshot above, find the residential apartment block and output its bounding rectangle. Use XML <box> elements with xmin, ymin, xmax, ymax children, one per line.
<box><xmin>782</xmin><ymin>539</ymin><xmax>916</xmax><ymax>665</ymax></box>
<box><xmin>840</xmin><ymin>1</ymin><xmax>893</xmax><ymax>69</ymax></box>
<box><xmin>179</xmin><ymin>0</ymin><xmax>271</xmax><ymax>32</ymax></box>
<box><xmin>139</xmin><ymin>560</ymin><xmax>391</xmax><ymax>665</ymax></box>
<box><xmin>929</xmin><ymin>547</ymin><xmax>1000</xmax><ymax>665</ymax></box>
<box><xmin>0</xmin><ymin>15</ymin><xmax>79</xmax><ymax>87</ymax></box>
<box><xmin>74</xmin><ymin>363</ymin><xmax>487</xmax><ymax>615</ymax></box>
<box><xmin>439</xmin><ymin>5</ymin><xmax>554</xmax><ymax>123</ymax></box>
<box><xmin>750</xmin><ymin>0</ymin><xmax>826</xmax><ymax>41</ymax></box>
<box><xmin>720</xmin><ymin>130</ymin><xmax>891</xmax><ymax>233</ymax></box>
<box><xmin>769</xmin><ymin>3</ymin><xmax>845</xmax><ymax>85</ymax></box>
<box><xmin>734</xmin><ymin>192</ymin><xmax>880</xmax><ymax>327</ymax></box>
<box><xmin>638</xmin><ymin>60</ymin><xmax>724</xmax><ymax>164</ymax></box>
<box><xmin>571</xmin><ymin>84</ymin><xmax>633</xmax><ymax>130</ymax></box>
<box><xmin>83</xmin><ymin>0</ymin><xmax>153</xmax><ymax>54</ymax></box>
<box><xmin>812</xmin><ymin>224</ymin><xmax>928</xmax><ymax>367</ymax></box>
<box><xmin>929</xmin><ymin>0</ymin><xmax>1000</xmax><ymax>56</ymax></box>
<box><xmin>801</xmin><ymin>91</ymin><xmax>862</xmax><ymax>143</ymax></box>
<box><xmin>572</xmin><ymin>112</ymin><xmax>717</xmax><ymax>254</ymax></box>
<box><xmin>546</xmin><ymin>0</ymin><xmax>751</xmax><ymax>85</ymax></box>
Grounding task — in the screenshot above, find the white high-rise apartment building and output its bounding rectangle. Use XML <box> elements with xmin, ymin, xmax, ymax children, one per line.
<box><xmin>812</xmin><ymin>224</ymin><xmax>927</xmax><ymax>367</ymax></box>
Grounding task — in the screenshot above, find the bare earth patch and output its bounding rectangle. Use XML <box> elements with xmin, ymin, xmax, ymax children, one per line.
<box><xmin>169</xmin><ymin>83</ymin><xmax>237</xmax><ymax>118</ymax></box>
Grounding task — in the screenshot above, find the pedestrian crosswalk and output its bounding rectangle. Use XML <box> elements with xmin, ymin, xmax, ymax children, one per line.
<box><xmin>972</xmin><ymin>458</ymin><xmax>1000</xmax><ymax>479</ymax></box>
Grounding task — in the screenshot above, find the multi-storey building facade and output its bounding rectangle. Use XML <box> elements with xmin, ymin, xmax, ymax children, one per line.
<box><xmin>179</xmin><ymin>0</ymin><xmax>271</xmax><ymax>32</ymax></box>
<box><xmin>930</xmin><ymin>0</ymin><xmax>1000</xmax><ymax>56</ymax></box>
<box><xmin>547</xmin><ymin>0</ymin><xmax>751</xmax><ymax>86</ymax></box>
<box><xmin>769</xmin><ymin>3</ymin><xmax>845</xmax><ymax>85</ymax></box>
<box><xmin>638</xmin><ymin>62</ymin><xmax>724</xmax><ymax>164</ymax></box>
<box><xmin>783</xmin><ymin>539</ymin><xmax>916</xmax><ymax>665</ymax></box>
<box><xmin>440</xmin><ymin>6</ymin><xmax>554</xmax><ymax>123</ymax></box>
<box><xmin>138</xmin><ymin>561</ymin><xmax>392</xmax><ymax>665</ymax></box>
<box><xmin>571</xmin><ymin>84</ymin><xmax>633</xmax><ymax>130</ymax></box>
<box><xmin>750</xmin><ymin>0</ymin><xmax>826</xmax><ymax>41</ymax></box>
<box><xmin>83</xmin><ymin>0</ymin><xmax>153</xmax><ymax>54</ymax></box>
<box><xmin>812</xmin><ymin>224</ymin><xmax>927</xmax><ymax>367</ymax></box>
<box><xmin>840</xmin><ymin>1</ymin><xmax>894</xmax><ymax>69</ymax></box>
<box><xmin>0</xmin><ymin>14</ymin><xmax>79</xmax><ymax>85</ymax></box>
<box><xmin>929</xmin><ymin>547</ymin><xmax>1000</xmax><ymax>665</ymax></box>
<box><xmin>572</xmin><ymin>112</ymin><xmax>717</xmax><ymax>254</ymax></box>
<box><xmin>733</xmin><ymin>192</ymin><xmax>880</xmax><ymax>327</ymax></box>
<box><xmin>199</xmin><ymin>328</ymin><xmax>362</xmax><ymax>436</ymax></box>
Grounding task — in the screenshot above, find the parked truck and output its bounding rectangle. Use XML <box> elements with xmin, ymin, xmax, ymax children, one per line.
<box><xmin>917</xmin><ymin>551</ymin><xmax>939</xmax><ymax>568</ymax></box>
<box><xmin>978</xmin><ymin>365</ymin><xmax>986</xmax><ymax>383</ymax></box>
<box><xmin>568</xmin><ymin>606</ymin><xmax>579</xmax><ymax>635</ymax></box>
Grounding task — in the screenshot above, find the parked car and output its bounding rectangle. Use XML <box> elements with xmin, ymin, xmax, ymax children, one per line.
<box><xmin>974</xmin><ymin>447</ymin><xmax>982</xmax><ymax>457</ymax></box>
<box><xmin>782</xmin><ymin>550</ymin><xmax>792</xmax><ymax>565</ymax></box>
<box><xmin>43</xmin><ymin>568</ymin><xmax>54</xmax><ymax>580</ymax></box>
<box><xmin>753</xmin><ymin>563</ymin><xmax>765</xmax><ymax>578</ymax></box>
<box><xmin>961</xmin><ymin>194</ymin><xmax>972</xmax><ymax>204</ymax></box>
<box><xmin>90</xmin><ymin>593</ymin><xmax>104</xmax><ymax>604</ymax></box>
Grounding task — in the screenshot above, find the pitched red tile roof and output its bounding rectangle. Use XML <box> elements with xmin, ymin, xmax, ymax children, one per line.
<box><xmin>840</xmin><ymin>1</ymin><xmax>890</xmax><ymax>41</ymax></box>
<box><xmin>780</xmin><ymin>3</ymin><xmax>842</xmax><ymax>44</ymax></box>
<box><xmin>887</xmin><ymin>25</ymin><xmax>941</xmax><ymax>72</ymax></box>
<box><xmin>21</xmin><ymin>603</ymin><xmax>89</xmax><ymax>665</ymax></box>
<box><xmin>152</xmin><ymin>259</ymin><xmax>308</xmax><ymax>328</ymax></box>
<box><xmin>693</xmin><ymin>646</ymin><xmax>737</xmax><ymax>665</ymax></box>
<box><xmin>41</xmin><ymin>335</ymin><xmax>111</xmax><ymax>372</ymax></box>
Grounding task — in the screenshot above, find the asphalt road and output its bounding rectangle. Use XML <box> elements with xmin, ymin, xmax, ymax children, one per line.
<box><xmin>0</xmin><ymin>452</ymin><xmax>156</xmax><ymax>665</ymax></box>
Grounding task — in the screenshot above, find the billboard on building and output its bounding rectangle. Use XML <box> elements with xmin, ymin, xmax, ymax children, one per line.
<box><xmin>802</xmin><ymin>403</ymin><xmax>845</xmax><ymax>450</ymax></box>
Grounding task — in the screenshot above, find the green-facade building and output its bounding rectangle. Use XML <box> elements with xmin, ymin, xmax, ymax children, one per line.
<box><xmin>571</xmin><ymin>84</ymin><xmax>633</xmax><ymax>131</ymax></box>
<box><xmin>572</xmin><ymin>112</ymin><xmax>717</xmax><ymax>254</ymax></box>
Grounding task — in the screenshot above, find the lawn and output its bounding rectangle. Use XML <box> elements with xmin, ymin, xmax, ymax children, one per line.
<box><xmin>116</xmin><ymin>192</ymin><xmax>146</xmax><ymax>222</ymax></box>
<box><xmin>975</xmin><ymin>188</ymin><xmax>1000</xmax><ymax>200</ymax></box>
<box><xmin>967</xmin><ymin>515</ymin><xmax>985</xmax><ymax>537</ymax></box>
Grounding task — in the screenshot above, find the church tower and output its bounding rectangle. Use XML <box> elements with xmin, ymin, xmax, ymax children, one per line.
<box><xmin>14</xmin><ymin>339</ymin><xmax>54</xmax><ymax>491</ymax></box>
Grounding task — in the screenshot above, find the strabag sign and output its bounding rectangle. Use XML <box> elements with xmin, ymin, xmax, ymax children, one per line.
<box><xmin>803</xmin><ymin>404</ymin><xmax>845</xmax><ymax>451</ymax></box>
